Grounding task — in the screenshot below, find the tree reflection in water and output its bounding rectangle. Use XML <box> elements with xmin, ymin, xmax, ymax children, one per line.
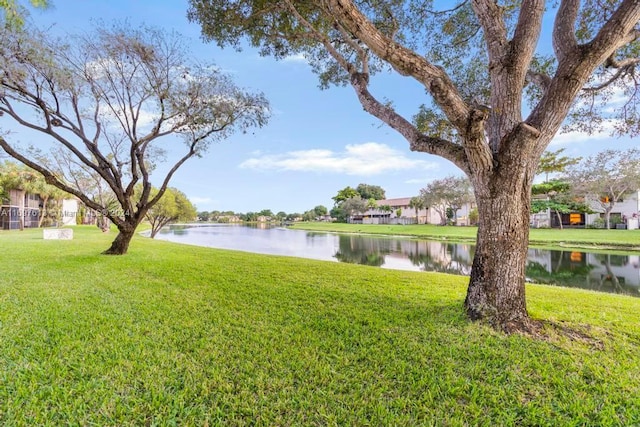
<box><xmin>153</xmin><ymin>225</ymin><xmax>640</xmax><ymax>296</ymax></box>
<box><xmin>334</xmin><ymin>235</ymin><xmax>389</xmax><ymax>267</ymax></box>
<box><xmin>526</xmin><ymin>250</ymin><xmax>639</xmax><ymax>296</ymax></box>
<box><xmin>407</xmin><ymin>241</ymin><xmax>474</xmax><ymax>275</ymax></box>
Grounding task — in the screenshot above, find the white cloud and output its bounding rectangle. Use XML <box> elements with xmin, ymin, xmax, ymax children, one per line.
<box><xmin>404</xmin><ymin>178</ymin><xmax>425</xmax><ymax>184</ymax></box>
<box><xmin>239</xmin><ymin>142</ymin><xmax>437</xmax><ymax>176</ymax></box>
<box><xmin>282</xmin><ymin>53</ymin><xmax>308</xmax><ymax>63</ymax></box>
<box><xmin>550</xmin><ymin>120</ymin><xmax>617</xmax><ymax>146</ymax></box>
<box><xmin>191</xmin><ymin>197</ymin><xmax>214</xmax><ymax>205</ymax></box>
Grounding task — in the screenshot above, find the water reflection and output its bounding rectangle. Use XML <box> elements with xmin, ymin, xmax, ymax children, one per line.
<box><xmin>335</xmin><ymin>235</ymin><xmax>390</xmax><ymax>266</ymax></box>
<box><xmin>151</xmin><ymin>225</ymin><xmax>640</xmax><ymax>296</ymax></box>
<box><xmin>526</xmin><ymin>249</ymin><xmax>639</xmax><ymax>295</ymax></box>
<box><xmin>405</xmin><ymin>240</ymin><xmax>474</xmax><ymax>276</ymax></box>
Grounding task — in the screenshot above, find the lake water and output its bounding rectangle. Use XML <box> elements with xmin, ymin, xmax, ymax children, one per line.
<box><xmin>149</xmin><ymin>224</ymin><xmax>640</xmax><ymax>296</ymax></box>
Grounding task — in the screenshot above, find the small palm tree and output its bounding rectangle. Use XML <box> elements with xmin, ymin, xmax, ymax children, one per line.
<box><xmin>409</xmin><ymin>196</ymin><xmax>425</xmax><ymax>224</ymax></box>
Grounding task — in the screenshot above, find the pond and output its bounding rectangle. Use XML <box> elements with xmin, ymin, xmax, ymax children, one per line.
<box><xmin>149</xmin><ymin>224</ymin><xmax>640</xmax><ymax>297</ymax></box>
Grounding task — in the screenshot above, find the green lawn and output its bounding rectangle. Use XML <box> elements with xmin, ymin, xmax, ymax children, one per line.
<box><xmin>290</xmin><ymin>222</ymin><xmax>640</xmax><ymax>250</ymax></box>
<box><xmin>1</xmin><ymin>227</ymin><xmax>639</xmax><ymax>425</ymax></box>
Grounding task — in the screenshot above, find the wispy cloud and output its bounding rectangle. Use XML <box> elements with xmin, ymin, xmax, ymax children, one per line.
<box><xmin>404</xmin><ymin>178</ymin><xmax>425</xmax><ymax>184</ymax></box>
<box><xmin>551</xmin><ymin>120</ymin><xmax>617</xmax><ymax>146</ymax></box>
<box><xmin>239</xmin><ymin>142</ymin><xmax>437</xmax><ymax>176</ymax></box>
<box><xmin>190</xmin><ymin>197</ymin><xmax>217</xmax><ymax>210</ymax></box>
<box><xmin>282</xmin><ymin>53</ymin><xmax>308</xmax><ymax>63</ymax></box>
<box><xmin>191</xmin><ymin>196</ymin><xmax>213</xmax><ymax>204</ymax></box>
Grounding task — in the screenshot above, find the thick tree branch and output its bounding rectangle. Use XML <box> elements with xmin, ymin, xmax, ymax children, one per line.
<box><xmin>464</xmin><ymin>108</ymin><xmax>494</xmax><ymax>175</ymax></box>
<box><xmin>528</xmin><ymin>0</ymin><xmax>640</xmax><ymax>147</ymax></box>
<box><xmin>322</xmin><ymin>0</ymin><xmax>470</xmax><ymax>130</ymax></box>
<box><xmin>589</xmin><ymin>0</ymin><xmax>640</xmax><ymax>56</ymax></box>
<box><xmin>526</xmin><ymin>70</ymin><xmax>551</xmax><ymax>91</ymax></box>
<box><xmin>349</xmin><ymin>73</ymin><xmax>469</xmax><ymax>174</ymax></box>
<box><xmin>552</xmin><ymin>0</ymin><xmax>580</xmax><ymax>61</ymax></box>
<box><xmin>470</xmin><ymin>0</ymin><xmax>507</xmax><ymax>65</ymax></box>
<box><xmin>467</xmin><ymin>0</ymin><xmax>543</xmax><ymax>154</ymax></box>
<box><xmin>510</xmin><ymin>0</ymin><xmax>545</xmax><ymax>73</ymax></box>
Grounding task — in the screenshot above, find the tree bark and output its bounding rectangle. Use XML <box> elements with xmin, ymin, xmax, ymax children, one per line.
<box><xmin>102</xmin><ymin>224</ymin><xmax>136</xmax><ymax>255</ymax></box>
<box><xmin>149</xmin><ymin>222</ymin><xmax>166</xmax><ymax>239</ymax></box>
<box><xmin>38</xmin><ymin>195</ymin><xmax>49</xmax><ymax>228</ymax></box>
<box><xmin>555</xmin><ymin>210</ymin><xmax>563</xmax><ymax>230</ymax></box>
<box><xmin>465</xmin><ymin>185</ymin><xmax>534</xmax><ymax>333</ymax></box>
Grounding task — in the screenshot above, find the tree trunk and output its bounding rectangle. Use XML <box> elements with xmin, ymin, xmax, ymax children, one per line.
<box><xmin>464</xmin><ymin>186</ymin><xmax>533</xmax><ymax>333</ymax></box>
<box><xmin>38</xmin><ymin>195</ymin><xmax>49</xmax><ymax>228</ymax></box>
<box><xmin>102</xmin><ymin>224</ymin><xmax>136</xmax><ymax>255</ymax></box>
<box><xmin>555</xmin><ymin>210</ymin><xmax>563</xmax><ymax>230</ymax></box>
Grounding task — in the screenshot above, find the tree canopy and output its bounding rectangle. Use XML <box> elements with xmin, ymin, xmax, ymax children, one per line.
<box><xmin>355</xmin><ymin>183</ymin><xmax>385</xmax><ymax>200</ymax></box>
<box><xmin>0</xmin><ymin>0</ymin><xmax>48</xmax><ymax>28</ymax></box>
<box><xmin>313</xmin><ymin>205</ymin><xmax>328</xmax><ymax>216</ymax></box>
<box><xmin>419</xmin><ymin>176</ymin><xmax>473</xmax><ymax>225</ymax></box>
<box><xmin>146</xmin><ymin>187</ymin><xmax>197</xmax><ymax>238</ymax></box>
<box><xmin>0</xmin><ymin>22</ymin><xmax>268</xmax><ymax>254</ymax></box>
<box><xmin>340</xmin><ymin>196</ymin><xmax>367</xmax><ymax>219</ymax></box>
<box><xmin>332</xmin><ymin>186</ymin><xmax>359</xmax><ymax>205</ymax></box>
<box><xmin>537</xmin><ymin>149</ymin><xmax>582</xmax><ymax>182</ymax></box>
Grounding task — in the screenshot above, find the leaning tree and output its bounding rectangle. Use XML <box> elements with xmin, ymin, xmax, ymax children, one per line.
<box><xmin>0</xmin><ymin>23</ymin><xmax>268</xmax><ymax>254</ymax></box>
<box><xmin>189</xmin><ymin>0</ymin><xmax>640</xmax><ymax>332</ymax></box>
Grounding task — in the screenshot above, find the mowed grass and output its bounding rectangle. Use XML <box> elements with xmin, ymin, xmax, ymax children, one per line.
<box><xmin>290</xmin><ymin>222</ymin><xmax>640</xmax><ymax>249</ymax></box>
<box><xmin>1</xmin><ymin>227</ymin><xmax>640</xmax><ymax>425</ymax></box>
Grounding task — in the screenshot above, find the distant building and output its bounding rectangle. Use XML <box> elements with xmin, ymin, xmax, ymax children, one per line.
<box><xmin>583</xmin><ymin>190</ymin><xmax>640</xmax><ymax>229</ymax></box>
<box><xmin>356</xmin><ymin>197</ymin><xmax>475</xmax><ymax>226</ymax></box>
<box><xmin>0</xmin><ymin>188</ymin><xmax>41</xmax><ymax>230</ymax></box>
<box><xmin>531</xmin><ymin>190</ymin><xmax>640</xmax><ymax>229</ymax></box>
<box><xmin>0</xmin><ymin>188</ymin><xmax>99</xmax><ymax>229</ymax></box>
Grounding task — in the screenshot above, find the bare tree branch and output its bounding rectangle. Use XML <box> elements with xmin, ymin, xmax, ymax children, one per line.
<box><xmin>584</xmin><ymin>57</ymin><xmax>640</xmax><ymax>91</ymax></box>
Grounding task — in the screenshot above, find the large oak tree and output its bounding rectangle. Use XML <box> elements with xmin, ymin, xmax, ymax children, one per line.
<box><xmin>188</xmin><ymin>0</ymin><xmax>640</xmax><ymax>332</ymax></box>
<box><xmin>0</xmin><ymin>23</ymin><xmax>268</xmax><ymax>254</ymax></box>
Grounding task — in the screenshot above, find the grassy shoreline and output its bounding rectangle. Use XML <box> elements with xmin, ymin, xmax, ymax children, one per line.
<box><xmin>289</xmin><ymin>222</ymin><xmax>640</xmax><ymax>251</ymax></box>
<box><xmin>1</xmin><ymin>227</ymin><xmax>639</xmax><ymax>424</ymax></box>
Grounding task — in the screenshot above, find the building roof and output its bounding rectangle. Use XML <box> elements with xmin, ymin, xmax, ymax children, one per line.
<box><xmin>376</xmin><ymin>197</ymin><xmax>413</xmax><ymax>207</ymax></box>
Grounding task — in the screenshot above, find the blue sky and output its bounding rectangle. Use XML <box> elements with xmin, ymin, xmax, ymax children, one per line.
<box><xmin>10</xmin><ymin>0</ymin><xmax>638</xmax><ymax>214</ymax></box>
